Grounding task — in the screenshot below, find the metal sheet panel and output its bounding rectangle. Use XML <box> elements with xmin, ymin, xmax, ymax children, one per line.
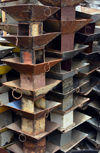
<box><xmin>0</xmin><ymin>4</ymin><xmax>60</xmax><ymax>22</ymax></box>
<box><xmin>2</xmin><ymin>57</ymin><xmax>62</xmax><ymax>75</ymax></box>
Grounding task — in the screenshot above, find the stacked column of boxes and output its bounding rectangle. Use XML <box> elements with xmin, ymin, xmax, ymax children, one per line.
<box><xmin>41</xmin><ymin>0</ymin><xmax>96</xmax><ymax>152</ymax></box>
<box><xmin>0</xmin><ymin>3</ymin><xmax>68</xmax><ymax>153</ymax></box>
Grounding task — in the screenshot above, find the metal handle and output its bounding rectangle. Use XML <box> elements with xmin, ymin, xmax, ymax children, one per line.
<box><xmin>76</xmin><ymin>87</ymin><xmax>80</xmax><ymax>93</ymax></box>
<box><xmin>44</xmin><ymin>62</ymin><xmax>50</xmax><ymax>72</ymax></box>
<box><xmin>45</xmin><ymin>109</ymin><xmax>49</xmax><ymax>118</ymax></box>
<box><xmin>1</xmin><ymin>1</ymin><xmax>5</xmax><ymax>6</ymax></box>
<box><xmin>95</xmin><ymin>143</ymin><xmax>100</xmax><ymax>148</ymax></box>
<box><xmin>44</xmin><ymin>7</ymin><xmax>51</xmax><ymax>17</ymax></box>
<box><xmin>4</xmin><ymin>25</ymin><xmax>9</xmax><ymax>31</ymax></box>
<box><xmin>19</xmin><ymin>133</ymin><xmax>26</xmax><ymax>142</ymax></box>
<box><xmin>12</xmin><ymin>87</ymin><xmax>22</xmax><ymax>100</ymax></box>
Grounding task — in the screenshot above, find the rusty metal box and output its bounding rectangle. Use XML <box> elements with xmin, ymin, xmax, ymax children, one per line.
<box><xmin>23</xmin><ymin>137</ymin><xmax>46</xmax><ymax>153</ymax></box>
<box><xmin>21</xmin><ymin>96</ymin><xmax>45</xmax><ymax>113</ymax></box>
<box><xmin>21</xmin><ymin>117</ymin><xmax>45</xmax><ymax>136</ymax></box>
<box><xmin>48</xmin><ymin>130</ymin><xmax>72</xmax><ymax>147</ymax></box>
<box><xmin>20</xmin><ymin>73</ymin><xmax>45</xmax><ymax>90</ymax></box>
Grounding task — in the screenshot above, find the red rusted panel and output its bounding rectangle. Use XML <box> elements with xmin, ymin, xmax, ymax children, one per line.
<box><xmin>3</xmin><ymin>32</ymin><xmax>60</xmax><ymax>49</ymax></box>
<box><xmin>20</xmin><ymin>73</ymin><xmax>45</xmax><ymax>90</ymax></box>
<box><xmin>23</xmin><ymin>138</ymin><xmax>46</xmax><ymax>153</ymax></box>
<box><xmin>61</xmin><ymin>34</ymin><xmax>74</xmax><ymax>52</ymax></box>
<box><xmin>39</xmin><ymin>0</ymin><xmax>84</xmax><ymax>7</ymax></box>
<box><xmin>2</xmin><ymin>57</ymin><xmax>62</xmax><ymax>75</ymax></box>
<box><xmin>22</xmin><ymin>51</ymin><xmax>33</xmax><ymax>64</ymax></box>
<box><xmin>0</xmin><ymin>4</ymin><xmax>60</xmax><ymax>22</ymax></box>
<box><xmin>44</xmin><ymin>19</ymin><xmax>92</xmax><ymax>34</ymax></box>
<box><xmin>78</xmin><ymin>23</ymin><xmax>95</xmax><ymax>35</ymax></box>
<box><xmin>0</xmin><ymin>149</ymin><xmax>8</xmax><ymax>153</ymax></box>
<box><xmin>61</xmin><ymin>7</ymin><xmax>75</xmax><ymax>21</ymax></box>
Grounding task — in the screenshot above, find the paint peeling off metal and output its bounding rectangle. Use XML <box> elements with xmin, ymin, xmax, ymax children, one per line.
<box><xmin>5</xmin><ymin>100</ymin><xmax>61</xmax><ymax>120</ymax></box>
<box><xmin>2</xmin><ymin>57</ymin><xmax>62</xmax><ymax>75</ymax></box>
<box><xmin>6</xmin><ymin>120</ymin><xmax>61</xmax><ymax>141</ymax></box>
<box><xmin>39</xmin><ymin>0</ymin><xmax>84</xmax><ymax>7</ymax></box>
<box><xmin>46</xmin><ymin>44</ymin><xmax>89</xmax><ymax>61</ymax></box>
<box><xmin>44</xmin><ymin>19</ymin><xmax>92</xmax><ymax>34</ymax></box>
<box><xmin>51</xmin><ymin>95</ymin><xmax>89</xmax><ymax>115</ymax></box>
<box><xmin>93</xmin><ymin>84</ymin><xmax>100</xmax><ymax>96</ymax></box>
<box><xmin>3</xmin><ymin>79</ymin><xmax>61</xmax><ymax>97</ymax></box>
<box><xmin>75</xmin><ymin>51</ymin><xmax>100</xmax><ymax>60</ymax></box>
<box><xmin>58</xmin><ymin>111</ymin><xmax>91</xmax><ymax>133</ymax></box>
<box><xmin>76</xmin><ymin>61</ymin><xmax>100</xmax><ymax>78</ymax></box>
<box><xmin>0</xmin><ymin>4</ymin><xmax>60</xmax><ymax>22</ymax></box>
<box><xmin>0</xmin><ymin>23</ymin><xmax>17</xmax><ymax>34</ymax></box>
<box><xmin>47</xmin><ymin>63</ymin><xmax>89</xmax><ymax>80</ymax></box>
<box><xmin>87</xmin><ymin>117</ymin><xmax>100</xmax><ymax>131</ymax></box>
<box><xmin>75</xmin><ymin>32</ymin><xmax>100</xmax><ymax>43</ymax></box>
<box><xmin>3</xmin><ymin>32</ymin><xmax>60</xmax><ymax>49</ymax></box>
<box><xmin>61</xmin><ymin>130</ymin><xmax>88</xmax><ymax>152</ymax></box>
<box><xmin>89</xmin><ymin>98</ymin><xmax>100</xmax><ymax>114</ymax></box>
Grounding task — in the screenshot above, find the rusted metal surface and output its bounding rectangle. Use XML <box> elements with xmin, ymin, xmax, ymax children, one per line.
<box><xmin>46</xmin><ymin>44</ymin><xmax>88</xmax><ymax>61</ymax></box>
<box><xmin>5</xmin><ymin>100</ymin><xmax>61</xmax><ymax>119</ymax></box>
<box><xmin>48</xmin><ymin>94</ymin><xmax>89</xmax><ymax>115</ymax></box>
<box><xmin>78</xmin><ymin>76</ymin><xmax>100</xmax><ymax>96</ymax></box>
<box><xmin>7</xmin><ymin>141</ymin><xmax>60</xmax><ymax>153</ymax></box>
<box><xmin>61</xmin><ymin>7</ymin><xmax>75</xmax><ymax>21</ymax></box>
<box><xmin>75</xmin><ymin>32</ymin><xmax>100</xmax><ymax>44</ymax></box>
<box><xmin>47</xmin><ymin>63</ymin><xmax>89</xmax><ymax>80</ymax></box>
<box><xmin>0</xmin><ymin>148</ymin><xmax>8</xmax><ymax>153</ymax></box>
<box><xmin>76</xmin><ymin>11</ymin><xmax>100</xmax><ymax>24</ymax></box>
<box><xmin>76</xmin><ymin>61</ymin><xmax>100</xmax><ymax>78</ymax></box>
<box><xmin>0</xmin><ymin>23</ymin><xmax>17</xmax><ymax>34</ymax></box>
<box><xmin>20</xmin><ymin>73</ymin><xmax>45</xmax><ymax>90</ymax></box>
<box><xmin>49</xmin><ymin>80</ymin><xmax>89</xmax><ymax>99</ymax></box>
<box><xmin>3</xmin><ymin>79</ymin><xmax>61</xmax><ymax>97</ymax></box>
<box><xmin>39</xmin><ymin>0</ymin><xmax>84</xmax><ymax>7</ymax></box>
<box><xmin>75</xmin><ymin>51</ymin><xmax>100</xmax><ymax>61</ymax></box>
<box><xmin>23</xmin><ymin>137</ymin><xmax>46</xmax><ymax>153</ymax></box>
<box><xmin>3</xmin><ymin>32</ymin><xmax>60</xmax><ymax>49</ymax></box>
<box><xmin>0</xmin><ymin>46</ymin><xmax>14</xmax><ymax>58</ymax></box>
<box><xmin>6</xmin><ymin>120</ymin><xmax>61</xmax><ymax>141</ymax></box>
<box><xmin>21</xmin><ymin>117</ymin><xmax>45</xmax><ymax>135</ymax></box>
<box><xmin>60</xmin><ymin>130</ymin><xmax>88</xmax><ymax>152</ymax></box>
<box><xmin>2</xmin><ymin>57</ymin><xmax>62</xmax><ymax>75</ymax></box>
<box><xmin>44</xmin><ymin>19</ymin><xmax>92</xmax><ymax>34</ymax></box>
<box><xmin>0</xmin><ymin>4</ymin><xmax>60</xmax><ymax>22</ymax></box>
<box><xmin>87</xmin><ymin>117</ymin><xmax>100</xmax><ymax>132</ymax></box>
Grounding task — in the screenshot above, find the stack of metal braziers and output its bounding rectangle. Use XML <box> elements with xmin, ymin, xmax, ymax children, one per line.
<box><xmin>0</xmin><ymin>0</ymin><xmax>100</xmax><ymax>153</ymax></box>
